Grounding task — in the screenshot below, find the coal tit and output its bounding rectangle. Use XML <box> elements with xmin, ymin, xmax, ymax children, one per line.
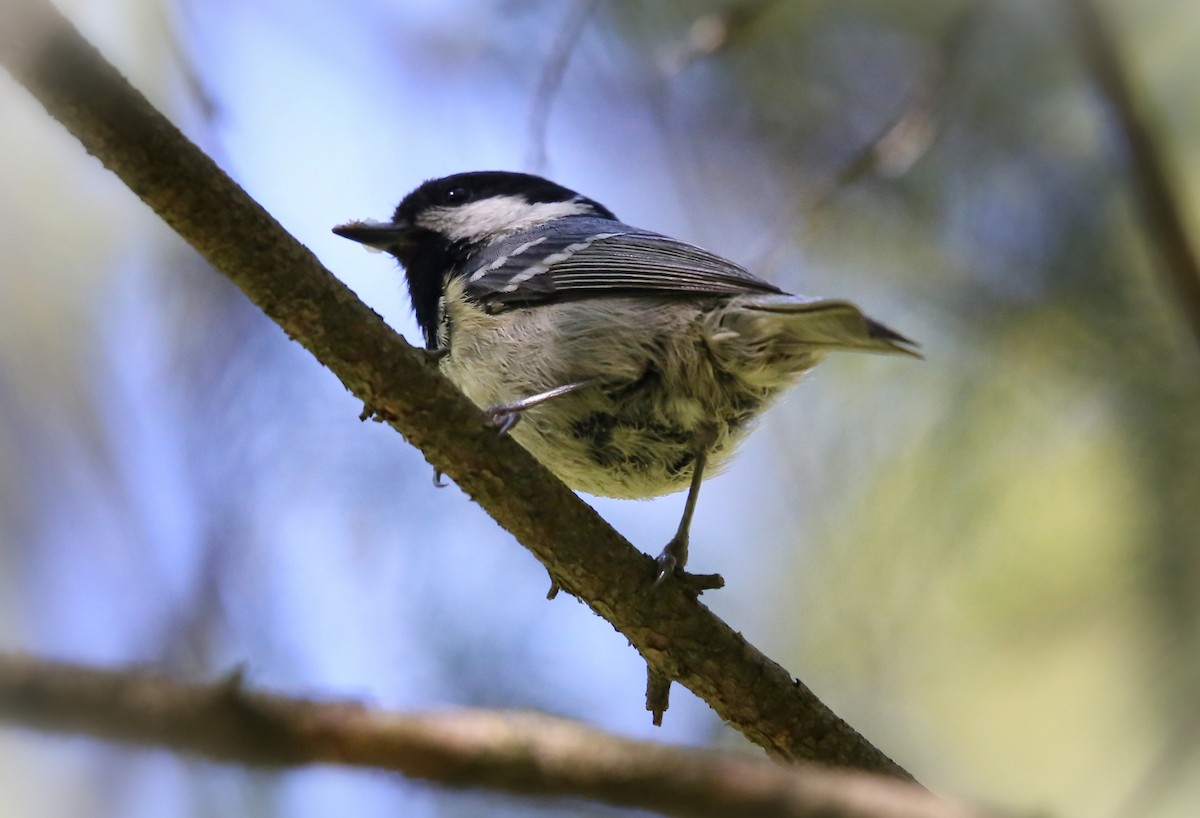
<box><xmin>334</xmin><ymin>171</ymin><xmax>917</xmax><ymax>586</ymax></box>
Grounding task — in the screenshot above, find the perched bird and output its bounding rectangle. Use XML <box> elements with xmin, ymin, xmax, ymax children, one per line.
<box><xmin>335</xmin><ymin>171</ymin><xmax>916</xmax><ymax>586</ymax></box>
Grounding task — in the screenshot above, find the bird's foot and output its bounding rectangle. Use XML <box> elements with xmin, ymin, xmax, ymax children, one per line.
<box><xmin>653</xmin><ymin>539</ymin><xmax>722</xmax><ymax>594</ymax></box>
<box><xmin>483</xmin><ymin>407</ymin><xmax>521</xmax><ymax>436</ymax></box>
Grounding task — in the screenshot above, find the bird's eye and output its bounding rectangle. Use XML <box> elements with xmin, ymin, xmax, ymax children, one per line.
<box><xmin>443</xmin><ymin>186</ymin><xmax>470</xmax><ymax>204</ymax></box>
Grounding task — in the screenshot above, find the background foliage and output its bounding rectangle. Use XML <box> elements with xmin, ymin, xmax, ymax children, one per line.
<box><xmin>1</xmin><ymin>1</ymin><xmax>1198</xmax><ymax>815</ymax></box>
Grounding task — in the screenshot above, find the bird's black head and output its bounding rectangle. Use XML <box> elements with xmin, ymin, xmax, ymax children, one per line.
<box><xmin>333</xmin><ymin>171</ymin><xmax>616</xmax><ymax>347</ymax></box>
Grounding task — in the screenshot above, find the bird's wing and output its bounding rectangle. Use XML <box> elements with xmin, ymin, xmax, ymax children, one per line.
<box><xmin>461</xmin><ymin>217</ymin><xmax>783</xmax><ymax>305</ymax></box>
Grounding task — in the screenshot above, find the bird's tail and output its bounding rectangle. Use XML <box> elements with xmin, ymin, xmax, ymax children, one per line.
<box><xmin>715</xmin><ymin>294</ymin><xmax>921</xmax><ymax>358</ymax></box>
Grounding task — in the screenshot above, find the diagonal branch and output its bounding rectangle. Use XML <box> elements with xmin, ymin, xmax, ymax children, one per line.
<box><xmin>526</xmin><ymin>0</ymin><xmax>602</xmax><ymax>174</ymax></box>
<box><xmin>0</xmin><ymin>654</ymin><xmax>981</xmax><ymax>818</ymax></box>
<box><xmin>749</xmin><ymin>2</ymin><xmax>980</xmax><ymax>277</ymax></box>
<box><xmin>1064</xmin><ymin>0</ymin><xmax>1200</xmax><ymax>353</ymax></box>
<box><xmin>0</xmin><ymin>0</ymin><xmax>906</xmax><ymax>777</ymax></box>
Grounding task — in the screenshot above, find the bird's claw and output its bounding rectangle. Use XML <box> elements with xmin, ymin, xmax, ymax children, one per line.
<box><xmin>653</xmin><ymin>552</ymin><xmax>678</xmax><ymax>587</ymax></box>
<box><xmin>485</xmin><ymin>408</ymin><xmax>521</xmax><ymax>436</ymax></box>
<box><xmin>652</xmin><ymin>549</ymin><xmax>723</xmax><ymax>594</ymax></box>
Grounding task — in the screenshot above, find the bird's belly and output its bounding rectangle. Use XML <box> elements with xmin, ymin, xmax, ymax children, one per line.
<box><xmin>437</xmin><ymin>292</ymin><xmax>793</xmax><ymax>498</ymax></box>
<box><xmin>518</xmin><ymin>389</ymin><xmax>761</xmax><ymax>497</ymax></box>
<box><xmin>520</xmin><ymin>401</ymin><xmax>715</xmax><ymax>498</ymax></box>
<box><xmin>445</xmin><ymin>357</ymin><xmax>775</xmax><ymax>499</ymax></box>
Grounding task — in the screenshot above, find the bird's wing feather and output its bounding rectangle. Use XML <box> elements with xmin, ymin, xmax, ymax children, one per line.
<box><xmin>461</xmin><ymin>218</ymin><xmax>782</xmax><ymax>304</ymax></box>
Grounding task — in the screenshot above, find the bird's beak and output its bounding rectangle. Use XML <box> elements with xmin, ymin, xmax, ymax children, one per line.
<box><xmin>332</xmin><ymin>219</ymin><xmax>417</xmax><ymax>252</ymax></box>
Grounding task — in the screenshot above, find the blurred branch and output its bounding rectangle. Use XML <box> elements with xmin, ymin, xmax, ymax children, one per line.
<box><xmin>807</xmin><ymin>3</ymin><xmax>979</xmax><ymax>207</ymax></box>
<box><xmin>0</xmin><ymin>0</ymin><xmax>906</xmax><ymax>777</ymax></box>
<box><xmin>526</xmin><ymin>0</ymin><xmax>601</xmax><ymax>174</ymax></box>
<box><xmin>665</xmin><ymin>1</ymin><xmax>786</xmax><ymax>72</ymax></box>
<box><xmin>752</xmin><ymin>2</ymin><xmax>980</xmax><ymax>275</ymax></box>
<box><xmin>1064</xmin><ymin>0</ymin><xmax>1200</xmax><ymax>353</ymax></box>
<box><xmin>0</xmin><ymin>654</ymin><xmax>983</xmax><ymax>818</ymax></box>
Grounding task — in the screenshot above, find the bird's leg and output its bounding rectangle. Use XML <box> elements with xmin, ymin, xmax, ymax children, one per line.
<box><xmin>654</xmin><ymin>447</ymin><xmax>707</xmax><ymax>585</ymax></box>
<box><xmin>654</xmin><ymin>425</ymin><xmax>722</xmax><ymax>591</ymax></box>
<box><xmin>484</xmin><ymin>379</ymin><xmax>599</xmax><ymax>435</ymax></box>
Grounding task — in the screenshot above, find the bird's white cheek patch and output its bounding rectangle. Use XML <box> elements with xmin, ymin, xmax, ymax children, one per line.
<box><xmin>418</xmin><ymin>196</ymin><xmax>595</xmax><ymax>242</ymax></box>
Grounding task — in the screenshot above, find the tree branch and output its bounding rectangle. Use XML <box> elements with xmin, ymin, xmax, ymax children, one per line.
<box><xmin>749</xmin><ymin>3</ymin><xmax>979</xmax><ymax>277</ymax></box>
<box><xmin>1064</xmin><ymin>0</ymin><xmax>1200</xmax><ymax>353</ymax></box>
<box><xmin>0</xmin><ymin>654</ymin><xmax>981</xmax><ymax>818</ymax></box>
<box><xmin>0</xmin><ymin>0</ymin><xmax>906</xmax><ymax>776</ymax></box>
<box><xmin>526</xmin><ymin>0</ymin><xmax>601</xmax><ymax>174</ymax></box>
